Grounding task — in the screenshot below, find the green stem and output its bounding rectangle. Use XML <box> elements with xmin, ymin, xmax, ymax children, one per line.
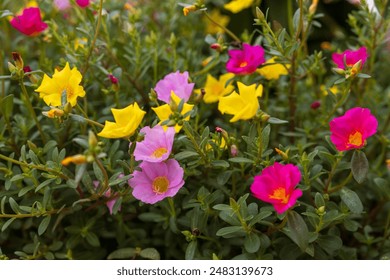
<box><xmin>202</xmin><ymin>11</ymin><xmax>241</xmax><ymax>43</ymax></box>
<box><xmin>19</xmin><ymin>79</ymin><xmax>46</xmax><ymax>142</ymax></box>
<box><xmin>82</xmin><ymin>0</ymin><xmax>104</xmax><ymax>75</ymax></box>
<box><xmin>96</xmin><ymin>158</ymin><xmax>110</xmax><ymax>196</ymax></box>
<box><xmin>0</xmin><ymin>153</ymin><xmax>69</xmax><ymax>180</ymax></box>
<box><xmin>68</xmin><ymin>113</ymin><xmax>104</xmax><ymax>129</ymax></box>
<box><xmin>324</xmin><ymin>152</ymin><xmax>343</xmax><ymax>194</ymax></box>
<box><xmin>287</xmin><ymin>0</ymin><xmax>294</xmax><ymax>36</ymax></box>
<box><xmin>327</xmin><ymin>171</ymin><xmax>353</xmax><ymax>194</ymax></box>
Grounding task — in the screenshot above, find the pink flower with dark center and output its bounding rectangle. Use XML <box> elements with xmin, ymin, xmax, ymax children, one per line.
<box><xmin>134</xmin><ymin>125</ymin><xmax>175</xmax><ymax>162</ymax></box>
<box><xmin>226</xmin><ymin>43</ymin><xmax>265</xmax><ymax>75</ymax></box>
<box><xmin>76</xmin><ymin>0</ymin><xmax>90</xmax><ymax>8</ymax></box>
<box><xmin>154</xmin><ymin>71</ymin><xmax>194</xmax><ymax>103</ymax></box>
<box><xmin>10</xmin><ymin>7</ymin><xmax>48</xmax><ymax>36</ymax></box>
<box><xmin>129</xmin><ymin>159</ymin><xmax>184</xmax><ymax>204</ymax></box>
<box><xmin>329</xmin><ymin>107</ymin><xmax>378</xmax><ymax>151</ymax></box>
<box><xmin>250</xmin><ymin>162</ymin><xmax>302</xmax><ymax>214</ymax></box>
<box><xmin>331</xmin><ymin>47</ymin><xmax>368</xmax><ymax>69</ymax></box>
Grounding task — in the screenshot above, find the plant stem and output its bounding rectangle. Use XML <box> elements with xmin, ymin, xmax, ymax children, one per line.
<box><xmin>202</xmin><ymin>11</ymin><xmax>241</xmax><ymax>43</ymax></box>
<box><xmin>19</xmin><ymin>79</ymin><xmax>46</xmax><ymax>142</ymax></box>
<box><xmin>96</xmin><ymin>158</ymin><xmax>109</xmax><ymax>196</ymax></box>
<box><xmin>0</xmin><ymin>153</ymin><xmax>69</xmax><ymax>180</ymax></box>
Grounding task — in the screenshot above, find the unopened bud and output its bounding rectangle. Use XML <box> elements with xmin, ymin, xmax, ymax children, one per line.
<box><xmin>210</xmin><ymin>43</ymin><xmax>222</xmax><ymax>52</ymax></box>
<box><xmin>256</xmin><ymin>7</ymin><xmax>265</xmax><ymax>21</ymax></box>
<box><xmin>332</xmin><ymin>67</ymin><xmax>345</xmax><ymax>75</ymax></box>
<box><xmin>316</xmin><ymin>206</ymin><xmax>326</xmax><ymax>215</ymax></box>
<box><xmin>310</xmin><ymin>100</ymin><xmax>321</xmax><ymax>110</ymax></box>
<box><xmin>183</xmin><ymin>5</ymin><xmax>197</xmax><ymax>16</ymax></box>
<box><xmin>275</xmin><ymin>148</ymin><xmax>289</xmax><ymax>161</ymax></box>
<box><xmin>88</xmin><ymin>130</ymin><xmax>98</xmax><ymax>148</ymax></box>
<box><xmin>61</xmin><ymin>154</ymin><xmax>87</xmax><ymax>166</ymax></box>
<box><xmin>43</xmin><ymin>108</ymin><xmax>65</xmax><ymax>118</ymax></box>
<box><xmin>108</xmin><ymin>74</ymin><xmax>118</xmax><ymax>84</ymax></box>
<box><xmin>230</xmin><ymin>144</ymin><xmax>238</xmax><ymax>157</ymax></box>
<box><xmin>309</xmin><ymin>0</ymin><xmax>319</xmax><ymax>15</ymax></box>
<box><xmin>63</xmin><ymin>102</ymin><xmax>73</xmax><ymax>114</ymax></box>
<box><xmin>12</xmin><ymin>52</ymin><xmax>24</xmax><ymax>70</ymax></box>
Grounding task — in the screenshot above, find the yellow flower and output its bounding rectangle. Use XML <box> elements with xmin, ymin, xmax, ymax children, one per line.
<box><xmin>321</xmin><ymin>85</ymin><xmax>340</xmax><ymax>95</ymax></box>
<box><xmin>35</xmin><ymin>62</ymin><xmax>86</xmax><ymax>107</ymax></box>
<box><xmin>224</xmin><ymin>0</ymin><xmax>254</xmax><ymax>14</ymax></box>
<box><xmin>98</xmin><ymin>102</ymin><xmax>146</xmax><ymax>139</ymax></box>
<box><xmin>197</xmin><ymin>73</ymin><xmax>235</xmax><ymax>103</ymax></box>
<box><xmin>152</xmin><ymin>92</ymin><xmax>194</xmax><ymax>133</ymax></box>
<box><xmin>257</xmin><ymin>57</ymin><xmax>290</xmax><ymax>80</ymax></box>
<box><xmin>218</xmin><ymin>82</ymin><xmax>262</xmax><ymax>122</ymax></box>
<box><xmin>74</xmin><ymin>37</ymin><xmax>88</xmax><ymax>51</ymax></box>
<box><xmin>205</xmin><ymin>9</ymin><xmax>230</xmax><ymax>34</ymax></box>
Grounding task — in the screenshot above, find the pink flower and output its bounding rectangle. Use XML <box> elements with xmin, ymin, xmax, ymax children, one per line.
<box><xmin>134</xmin><ymin>125</ymin><xmax>175</xmax><ymax>162</ymax></box>
<box><xmin>332</xmin><ymin>47</ymin><xmax>368</xmax><ymax>69</ymax></box>
<box><xmin>226</xmin><ymin>43</ymin><xmax>265</xmax><ymax>75</ymax></box>
<box><xmin>108</xmin><ymin>74</ymin><xmax>119</xmax><ymax>84</ymax></box>
<box><xmin>76</xmin><ymin>0</ymin><xmax>90</xmax><ymax>8</ymax></box>
<box><xmin>93</xmin><ymin>181</ymin><xmax>121</xmax><ymax>215</ymax></box>
<box><xmin>154</xmin><ymin>71</ymin><xmax>194</xmax><ymax>103</ymax></box>
<box><xmin>329</xmin><ymin>107</ymin><xmax>378</xmax><ymax>151</ymax></box>
<box><xmin>10</xmin><ymin>7</ymin><xmax>48</xmax><ymax>36</ymax></box>
<box><xmin>129</xmin><ymin>159</ymin><xmax>184</xmax><ymax>204</ymax></box>
<box><xmin>54</xmin><ymin>0</ymin><xmax>71</xmax><ymax>11</ymax></box>
<box><xmin>250</xmin><ymin>162</ymin><xmax>302</xmax><ymax>214</ymax></box>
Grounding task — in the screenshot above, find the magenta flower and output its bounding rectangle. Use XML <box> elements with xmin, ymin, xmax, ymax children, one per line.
<box><xmin>134</xmin><ymin>125</ymin><xmax>175</xmax><ymax>162</ymax></box>
<box><xmin>10</xmin><ymin>7</ymin><xmax>48</xmax><ymax>36</ymax></box>
<box><xmin>129</xmin><ymin>159</ymin><xmax>185</xmax><ymax>204</ymax></box>
<box><xmin>332</xmin><ymin>47</ymin><xmax>368</xmax><ymax>69</ymax></box>
<box><xmin>76</xmin><ymin>0</ymin><xmax>90</xmax><ymax>8</ymax></box>
<box><xmin>226</xmin><ymin>43</ymin><xmax>265</xmax><ymax>75</ymax></box>
<box><xmin>329</xmin><ymin>107</ymin><xmax>378</xmax><ymax>151</ymax></box>
<box><xmin>154</xmin><ymin>71</ymin><xmax>195</xmax><ymax>103</ymax></box>
<box><xmin>250</xmin><ymin>162</ymin><xmax>302</xmax><ymax>214</ymax></box>
<box><xmin>54</xmin><ymin>0</ymin><xmax>71</xmax><ymax>10</ymax></box>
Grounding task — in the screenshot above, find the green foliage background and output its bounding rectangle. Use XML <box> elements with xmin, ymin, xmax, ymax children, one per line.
<box><xmin>0</xmin><ymin>0</ymin><xmax>389</xmax><ymax>260</ymax></box>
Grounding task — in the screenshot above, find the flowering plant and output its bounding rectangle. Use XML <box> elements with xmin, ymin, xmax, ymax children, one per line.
<box><xmin>0</xmin><ymin>0</ymin><xmax>389</xmax><ymax>260</ymax></box>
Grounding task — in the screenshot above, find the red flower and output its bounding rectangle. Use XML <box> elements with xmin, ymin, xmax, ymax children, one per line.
<box><xmin>10</xmin><ymin>7</ymin><xmax>48</xmax><ymax>36</ymax></box>
<box><xmin>226</xmin><ymin>43</ymin><xmax>265</xmax><ymax>75</ymax></box>
<box><xmin>76</xmin><ymin>0</ymin><xmax>90</xmax><ymax>8</ymax></box>
<box><xmin>329</xmin><ymin>107</ymin><xmax>378</xmax><ymax>151</ymax></box>
<box><xmin>250</xmin><ymin>162</ymin><xmax>302</xmax><ymax>214</ymax></box>
<box><xmin>331</xmin><ymin>47</ymin><xmax>368</xmax><ymax>70</ymax></box>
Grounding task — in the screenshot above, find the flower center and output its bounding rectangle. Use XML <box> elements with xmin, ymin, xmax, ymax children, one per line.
<box><xmin>62</xmin><ymin>86</ymin><xmax>74</xmax><ymax>104</ymax></box>
<box><xmin>152</xmin><ymin>176</ymin><xmax>169</xmax><ymax>194</ymax></box>
<box><xmin>269</xmin><ymin>187</ymin><xmax>290</xmax><ymax>204</ymax></box>
<box><xmin>348</xmin><ymin>131</ymin><xmax>363</xmax><ymax>147</ymax></box>
<box><xmin>151</xmin><ymin>147</ymin><xmax>168</xmax><ymax>159</ymax></box>
<box><xmin>239</xmin><ymin>61</ymin><xmax>248</xmax><ymax>68</ymax></box>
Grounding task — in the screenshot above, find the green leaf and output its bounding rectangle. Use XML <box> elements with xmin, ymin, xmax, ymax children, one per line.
<box><xmin>261</xmin><ymin>124</ymin><xmax>271</xmax><ymax>151</ymax></box>
<box><xmin>0</xmin><ymin>94</ymin><xmax>14</xmax><ymax>121</ymax></box>
<box><xmin>248</xmin><ymin>211</ymin><xmax>272</xmax><ymax>226</ymax></box>
<box><xmin>340</xmin><ymin>188</ymin><xmax>363</xmax><ymax>214</ymax></box>
<box><xmin>38</xmin><ymin>216</ymin><xmax>51</xmax><ymax>236</ymax></box>
<box><xmin>217</xmin><ymin>170</ymin><xmax>232</xmax><ymax>185</ymax></box>
<box><xmin>185</xmin><ymin>240</ymin><xmax>197</xmax><ymax>260</ymax></box>
<box><xmin>1</xmin><ymin>218</ymin><xmax>16</xmax><ymax>232</ymax></box>
<box><xmin>315</xmin><ymin>235</ymin><xmax>342</xmax><ymax>255</ymax></box>
<box><xmin>211</xmin><ymin>160</ymin><xmax>230</xmax><ymax>168</ymax></box>
<box><xmin>174</xmin><ymin>151</ymin><xmax>199</xmax><ymax>161</ymax></box>
<box><xmin>267</xmin><ymin>117</ymin><xmax>288</xmax><ymax>124</ymax></box>
<box><xmin>140</xmin><ymin>248</ymin><xmax>160</xmax><ymax>260</ymax></box>
<box><xmin>0</xmin><ymin>10</ymin><xmax>13</xmax><ymax>19</ymax></box>
<box><xmin>8</xmin><ymin>197</ymin><xmax>19</xmax><ymax>214</ymax></box>
<box><xmin>35</xmin><ymin>178</ymin><xmax>56</xmax><ymax>193</ymax></box>
<box><xmin>216</xmin><ymin>226</ymin><xmax>245</xmax><ymax>238</ymax></box>
<box><xmin>284</xmin><ymin>211</ymin><xmax>309</xmax><ymax>251</ymax></box>
<box><xmin>107</xmin><ymin>248</ymin><xmax>137</xmax><ymax>260</ymax></box>
<box><xmin>351</xmin><ymin>150</ymin><xmax>369</xmax><ymax>184</ymax></box>
<box><xmin>228</xmin><ymin>157</ymin><xmax>254</xmax><ymax>164</ymax></box>
<box><xmin>244</xmin><ymin>232</ymin><xmax>261</xmax><ymax>253</ymax></box>
<box><xmin>314</xmin><ymin>192</ymin><xmax>325</xmax><ymax>208</ymax></box>
<box><xmin>85</xmin><ymin>232</ymin><xmax>100</xmax><ymax>247</ymax></box>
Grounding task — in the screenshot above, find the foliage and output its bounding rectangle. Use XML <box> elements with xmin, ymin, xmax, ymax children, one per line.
<box><xmin>0</xmin><ymin>0</ymin><xmax>389</xmax><ymax>260</ymax></box>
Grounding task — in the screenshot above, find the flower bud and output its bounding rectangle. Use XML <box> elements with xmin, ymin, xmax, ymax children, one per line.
<box><xmin>332</xmin><ymin>67</ymin><xmax>345</xmax><ymax>75</ymax></box>
<box><xmin>61</xmin><ymin>154</ymin><xmax>87</xmax><ymax>166</ymax></box>
<box><xmin>275</xmin><ymin>147</ymin><xmax>289</xmax><ymax>161</ymax></box>
<box><xmin>183</xmin><ymin>5</ymin><xmax>197</xmax><ymax>16</ymax></box>
<box><xmin>88</xmin><ymin>130</ymin><xmax>98</xmax><ymax>148</ymax></box>
<box><xmin>230</xmin><ymin>144</ymin><xmax>238</xmax><ymax>157</ymax></box>
<box><xmin>63</xmin><ymin>102</ymin><xmax>73</xmax><ymax>114</ymax></box>
<box><xmin>12</xmin><ymin>52</ymin><xmax>24</xmax><ymax>70</ymax></box>
<box><xmin>310</xmin><ymin>100</ymin><xmax>321</xmax><ymax>110</ymax></box>
<box><xmin>309</xmin><ymin>0</ymin><xmax>319</xmax><ymax>16</ymax></box>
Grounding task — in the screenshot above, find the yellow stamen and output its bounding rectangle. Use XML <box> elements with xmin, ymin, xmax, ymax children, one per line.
<box><xmin>348</xmin><ymin>131</ymin><xmax>363</xmax><ymax>147</ymax></box>
<box><xmin>151</xmin><ymin>147</ymin><xmax>168</xmax><ymax>159</ymax></box>
<box><xmin>239</xmin><ymin>61</ymin><xmax>248</xmax><ymax>68</ymax></box>
<box><xmin>269</xmin><ymin>187</ymin><xmax>290</xmax><ymax>204</ymax></box>
<box><xmin>152</xmin><ymin>176</ymin><xmax>169</xmax><ymax>194</ymax></box>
